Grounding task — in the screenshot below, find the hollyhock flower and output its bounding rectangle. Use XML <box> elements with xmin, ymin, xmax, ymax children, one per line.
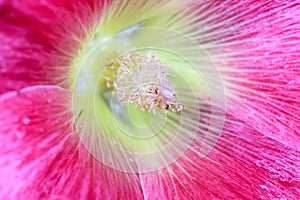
<box><xmin>0</xmin><ymin>0</ymin><xmax>300</xmax><ymax>199</ymax></box>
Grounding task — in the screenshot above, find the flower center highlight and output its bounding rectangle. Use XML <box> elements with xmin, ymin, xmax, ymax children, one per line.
<box><xmin>105</xmin><ymin>51</ymin><xmax>183</xmax><ymax>114</ymax></box>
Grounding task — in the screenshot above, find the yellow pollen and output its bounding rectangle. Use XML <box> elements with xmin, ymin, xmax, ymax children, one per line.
<box><xmin>105</xmin><ymin>51</ymin><xmax>183</xmax><ymax>113</ymax></box>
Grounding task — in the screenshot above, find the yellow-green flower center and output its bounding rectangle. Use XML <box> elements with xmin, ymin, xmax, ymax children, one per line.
<box><xmin>69</xmin><ymin>0</ymin><xmax>226</xmax><ymax>173</ymax></box>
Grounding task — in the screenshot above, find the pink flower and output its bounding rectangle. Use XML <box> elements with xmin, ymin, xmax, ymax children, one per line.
<box><xmin>0</xmin><ymin>0</ymin><xmax>299</xmax><ymax>199</ymax></box>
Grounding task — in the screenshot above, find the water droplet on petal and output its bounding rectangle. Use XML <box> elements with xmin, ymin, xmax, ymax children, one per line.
<box><xmin>259</xmin><ymin>185</ymin><xmax>268</xmax><ymax>191</ymax></box>
<box><xmin>38</xmin><ymin>128</ymin><xmax>45</xmax><ymax>132</ymax></box>
<box><xmin>22</xmin><ymin>117</ymin><xmax>31</xmax><ymax>125</ymax></box>
<box><xmin>15</xmin><ymin>131</ymin><xmax>25</xmax><ymax>139</ymax></box>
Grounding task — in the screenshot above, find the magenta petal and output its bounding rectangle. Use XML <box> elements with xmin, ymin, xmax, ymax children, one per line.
<box><xmin>211</xmin><ymin>0</ymin><xmax>300</xmax><ymax>149</ymax></box>
<box><xmin>0</xmin><ymin>86</ymin><xmax>143</xmax><ymax>199</ymax></box>
<box><xmin>189</xmin><ymin>0</ymin><xmax>300</xmax><ymax>150</ymax></box>
<box><xmin>140</xmin><ymin>114</ymin><xmax>300</xmax><ymax>199</ymax></box>
<box><xmin>0</xmin><ymin>0</ymin><xmax>111</xmax><ymax>94</ymax></box>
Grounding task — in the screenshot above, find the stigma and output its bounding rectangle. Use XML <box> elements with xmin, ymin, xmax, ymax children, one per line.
<box><xmin>105</xmin><ymin>50</ymin><xmax>183</xmax><ymax>113</ymax></box>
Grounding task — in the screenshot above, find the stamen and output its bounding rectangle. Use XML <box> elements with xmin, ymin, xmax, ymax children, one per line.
<box><xmin>105</xmin><ymin>51</ymin><xmax>183</xmax><ymax>113</ymax></box>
